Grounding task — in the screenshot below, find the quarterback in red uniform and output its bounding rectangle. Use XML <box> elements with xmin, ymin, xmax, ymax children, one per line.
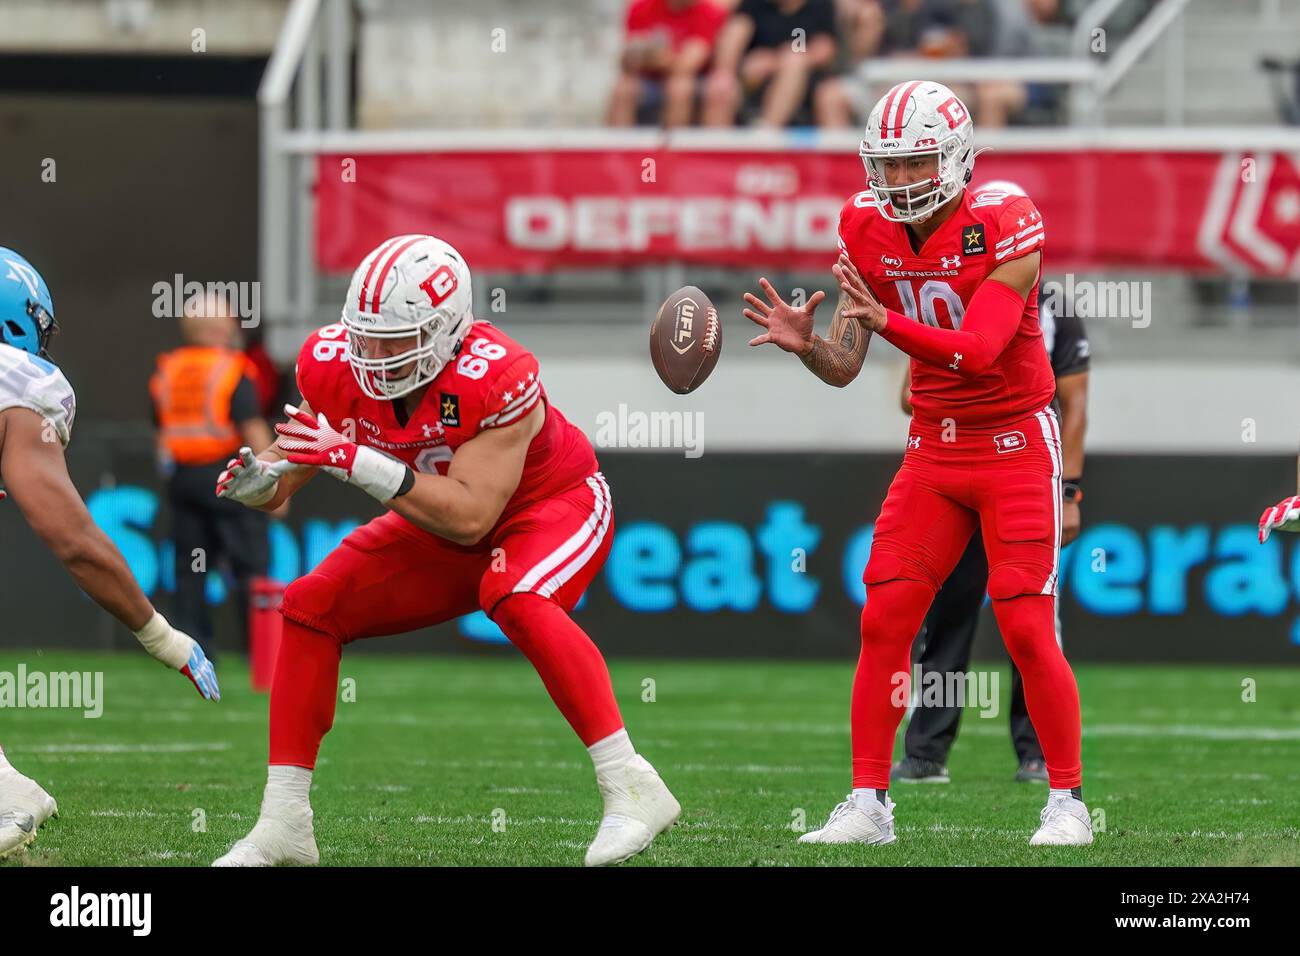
<box><xmin>745</xmin><ymin>81</ymin><xmax>1090</xmax><ymax>846</ymax></box>
<box><xmin>211</xmin><ymin>234</ymin><xmax>679</xmax><ymax>867</ymax></box>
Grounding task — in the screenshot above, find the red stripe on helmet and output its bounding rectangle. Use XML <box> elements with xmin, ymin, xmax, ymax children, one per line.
<box><xmin>367</xmin><ymin>236</ymin><xmax>424</xmax><ymax>314</ymax></box>
<box><xmin>890</xmin><ymin>81</ymin><xmax>923</xmax><ymax>138</ymax></box>
<box><xmin>357</xmin><ymin>236</ymin><xmax>405</xmax><ymax>312</ymax></box>
<box><xmin>879</xmin><ymin>83</ymin><xmax>904</xmax><ymax>138</ymax></box>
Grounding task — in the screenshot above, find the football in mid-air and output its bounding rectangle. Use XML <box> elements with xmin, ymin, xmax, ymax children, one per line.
<box><xmin>649</xmin><ymin>285</ymin><xmax>721</xmax><ymax>394</ymax></box>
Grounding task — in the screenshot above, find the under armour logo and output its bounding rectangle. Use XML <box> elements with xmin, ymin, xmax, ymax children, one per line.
<box><xmin>907</xmin><ymin>436</ymin><xmax>921</xmax><ymax>449</ymax></box>
<box><xmin>940</xmin><ymin>255</ymin><xmax>961</xmax><ymax>269</ymax></box>
<box><xmin>422</xmin><ymin>424</ymin><xmax>434</xmax><ymax>438</ymax></box>
<box><xmin>949</xmin><ymin>352</ymin><xmax>963</xmax><ymax>370</ymax></box>
<box><xmin>329</xmin><ymin>449</ymin><xmax>346</xmax><ymax>464</ymax></box>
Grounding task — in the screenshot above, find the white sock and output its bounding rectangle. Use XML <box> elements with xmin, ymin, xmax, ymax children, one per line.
<box><xmin>0</xmin><ymin>748</ymin><xmax>10</xmax><ymax>773</ymax></box>
<box><xmin>852</xmin><ymin>787</ymin><xmax>887</xmax><ymax>808</ymax></box>
<box><xmin>587</xmin><ymin>728</ymin><xmax>634</xmax><ymax>775</ymax></box>
<box><xmin>262</xmin><ymin>765</ymin><xmax>313</xmax><ymax>815</ymax></box>
<box><xmin>1048</xmin><ymin>788</ymin><xmax>1077</xmax><ymax>803</ymax></box>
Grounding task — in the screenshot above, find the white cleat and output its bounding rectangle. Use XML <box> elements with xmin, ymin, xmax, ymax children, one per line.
<box><xmin>1029</xmin><ymin>793</ymin><xmax>1094</xmax><ymax>846</ymax></box>
<box><xmin>584</xmin><ymin>754</ymin><xmax>680</xmax><ymax>867</ymax></box>
<box><xmin>212</xmin><ymin>806</ymin><xmax>319</xmax><ymax>867</ymax></box>
<box><xmin>799</xmin><ymin>793</ymin><xmax>897</xmax><ymax>845</ymax></box>
<box><xmin>0</xmin><ymin>768</ymin><xmax>58</xmax><ymax>860</ymax></box>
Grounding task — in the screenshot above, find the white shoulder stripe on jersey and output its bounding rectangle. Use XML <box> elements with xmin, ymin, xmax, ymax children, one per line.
<box><xmin>995</xmin><ymin>232</ymin><xmax>1045</xmax><ymax>261</ymax></box>
<box><xmin>480</xmin><ymin>380</ymin><xmax>541</xmax><ymax>428</ymax></box>
<box><xmin>1015</xmin><ymin>221</ymin><xmax>1044</xmax><ymax>242</ymax></box>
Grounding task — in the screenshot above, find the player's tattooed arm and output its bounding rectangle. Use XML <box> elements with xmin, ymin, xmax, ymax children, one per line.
<box><xmin>799</xmin><ymin>288</ymin><xmax>872</xmax><ymax>388</ymax></box>
<box><xmin>743</xmin><ymin>277</ymin><xmax>869</xmax><ymax>387</ymax></box>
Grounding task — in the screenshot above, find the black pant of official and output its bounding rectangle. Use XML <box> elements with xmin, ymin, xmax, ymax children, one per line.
<box><xmin>904</xmin><ymin>527</ymin><xmax>1047</xmax><ymax>767</ymax></box>
<box><xmin>168</xmin><ymin>462</ymin><xmax>269</xmax><ymax>659</ymax></box>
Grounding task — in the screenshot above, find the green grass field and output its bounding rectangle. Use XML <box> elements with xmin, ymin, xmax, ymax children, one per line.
<box><xmin>1</xmin><ymin>651</ymin><xmax>1297</xmax><ymax>867</ymax></box>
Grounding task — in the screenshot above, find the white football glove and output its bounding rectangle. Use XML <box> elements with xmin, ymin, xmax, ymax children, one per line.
<box><xmin>215</xmin><ymin>447</ymin><xmax>297</xmax><ymax>507</ymax></box>
<box><xmin>133</xmin><ymin>612</ymin><xmax>221</xmax><ymax>701</ymax></box>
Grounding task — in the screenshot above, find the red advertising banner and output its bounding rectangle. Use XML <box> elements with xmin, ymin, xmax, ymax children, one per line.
<box><xmin>315</xmin><ymin>149</ymin><xmax>1300</xmax><ymax>276</ymax></box>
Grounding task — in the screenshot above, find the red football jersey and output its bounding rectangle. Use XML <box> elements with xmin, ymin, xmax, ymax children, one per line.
<box><xmin>294</xmin><ymin>320</ymin><xmax>598</xmax><ymax>523</ymax></box>
<box><xmin>838</xmin><ymin>186</ymin><xmax>1055</xmax><ymax>427</ymax></box>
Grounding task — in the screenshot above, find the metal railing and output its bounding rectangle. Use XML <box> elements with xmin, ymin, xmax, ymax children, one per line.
<box><xmin>257</xmin><ymin>0</ymin><xmax>1282</xmax><ymax>357</ymax></box>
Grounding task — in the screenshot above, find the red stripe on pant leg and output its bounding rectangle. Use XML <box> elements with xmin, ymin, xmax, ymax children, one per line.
<box><xmin>851</xmin><ymin>578</ymin><xmax>936</xmax><ymax>790</ymax></box>
<box><xmin>269</xmin><ymin>617</ymin><xmax>343</xmax><ymax>769</ymax></box>
<box><xmin>990</xmin><ymin>593</ymin><xmax>1082</xmax><ymax>788</ymax></box>
<box><xmin>491</xmin><ymin>592</ymin><xmax>624</xmax><ymax>746</ymax></box>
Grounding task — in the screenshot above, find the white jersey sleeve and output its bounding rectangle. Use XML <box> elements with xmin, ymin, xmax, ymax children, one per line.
<box><xmin>0</xmin><ymin>342</ymin><xmax>77</xmax><ymax>447</ymax></box>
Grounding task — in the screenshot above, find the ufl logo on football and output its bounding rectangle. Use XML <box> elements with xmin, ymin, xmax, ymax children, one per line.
<box><xmin>993</xmin><ymin>431</ymin><xmax>1026</xmax><ymax>454</ymax></box>
<box><xmin>671</xmin><ymin>298</ymin><xmax>718</xmax><ymax>356</ymax></box>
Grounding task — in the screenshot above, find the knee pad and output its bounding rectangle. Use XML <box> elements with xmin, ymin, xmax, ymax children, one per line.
<box><xmin>280</xmin><ymin>573</ymin><xmax>349</xmax><ymax>642</ymax></box>
<box><xmin>987</xmin><ymin>564</ymin><xmax>1041</xmax><ymax>601</ymax></box>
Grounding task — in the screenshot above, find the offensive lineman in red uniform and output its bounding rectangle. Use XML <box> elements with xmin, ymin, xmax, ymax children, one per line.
<box><xmin>211</xmin><ymin>235</ymin><xmax>679</xmax><ymax>866</ymax></box>
<box><xmin>744</xmin><ymin>81</ymin><xmax>1091</xmax><ymax>845</ymax></box>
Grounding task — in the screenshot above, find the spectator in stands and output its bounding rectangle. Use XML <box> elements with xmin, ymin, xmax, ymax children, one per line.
<box><xmin>859</xmin><ymin>0</ymin><xmax>1044</xmax><ymax>128</ymax></box>
<box><xmin>702</xmin><ymin>0</ymin><xmax>854</xmax><ymax>128</ymax></box>
<box><xmin>608</xmin><ymin>0</ymin><xmax>728</xmax><ymax>127</ymax></box>
<box><xmin>983</xmin><ymin>0</ymin><xmax>1067</xmax><ymax>126</ymax></box>
<box><xmin>835</xmin><ymin>0</ymin><xmax>887</xmax><ymax>62</ymax></box>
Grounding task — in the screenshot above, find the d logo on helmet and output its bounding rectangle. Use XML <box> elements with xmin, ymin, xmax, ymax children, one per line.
<box><xmin>419</xmin><ymin>266</ymin><xmax>458</xmax><ymax>307</ymax></box>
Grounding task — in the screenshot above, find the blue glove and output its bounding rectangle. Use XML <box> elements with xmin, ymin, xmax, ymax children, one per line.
<box><xmin>182</xmin><ymin>643</ymin><xmax>222</xmax><ymax>702</ymax></box>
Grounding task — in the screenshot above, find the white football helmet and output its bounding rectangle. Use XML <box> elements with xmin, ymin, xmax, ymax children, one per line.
<box><xmin>341</xmin><ymin>234</ymin><xmax>474</xmax><ymax>400</ymax></box>
<box><xmin>860</xmin><ymin>80</ymin><xmax>976</xmax><ymax>223</ymax></box>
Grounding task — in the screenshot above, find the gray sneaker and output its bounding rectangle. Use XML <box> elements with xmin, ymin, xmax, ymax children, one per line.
<box><xmin>1015</xmin><ymin>758</ymin><xmax>1049</xmax><ymax>783</ymax></box>
<box><xmin>891</xmin><ymin>756</ymin><xmax>950</xmax><ymax>784</ymax></box>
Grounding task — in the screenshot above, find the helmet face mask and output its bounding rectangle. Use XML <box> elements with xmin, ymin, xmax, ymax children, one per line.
<box><xmin>341</xmin><ymin>235</ymin><xmax>473</xmax><ymax>401</ymax></box>
<box><xmin>863</xmin><ymin>149</ymin><xmax>947</xmax><ymax>223</ymax></box>
<box><xmin>860</xmin><ymin>81</ymin><xmax>975</xmax><ymax>224</ymax></box>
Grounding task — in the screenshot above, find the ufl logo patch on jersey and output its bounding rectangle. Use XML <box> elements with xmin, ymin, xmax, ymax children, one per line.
<box><xmin>439</xmin><ymin>392</ymin><xmax>461</xmax><ymax>427</ymax></box>
<box><xmin>962</xmin><ymin>223</ymin><xmax>987</xmax><ymax>255</ymax></box>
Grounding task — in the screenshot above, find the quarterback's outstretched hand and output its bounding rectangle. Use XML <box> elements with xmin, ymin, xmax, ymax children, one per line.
<box><xmin>1259</xmin><ymin>495</ymin><xmax>1300</xmax><ymax>543</ymax></box>
<box><xmin>276</xmin><ymin>404</ymin><xmax>409</xmax><ymax>504</ymax></box>
<box><xmin>215</xmin><ymin>447</ymin><xmax>297</xmax><ymax>506</ymax></box>
<box><xmin>744</xmin><ymin>278</ymin><xmax>824</xmax><ymax>354</ymax></box>
<box><xmin>133</xmin><ymin>612</ymin><xmax>221</xmax><ymax>701</ymax></box>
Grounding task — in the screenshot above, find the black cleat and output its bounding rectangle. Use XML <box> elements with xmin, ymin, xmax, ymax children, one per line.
<box><xmin>891</xmin><ymin>756</ymin><xmax>950</xmax><ymax>784</ymax></box>
<box><xmin>1015</xmin><ymin>758</ymin><xmax>1049</xmax><ymax>783</ymax></box>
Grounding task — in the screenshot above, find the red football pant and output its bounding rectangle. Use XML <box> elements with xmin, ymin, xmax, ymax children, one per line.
<box><xmin>269</xmin><ymin>475</ymin><xmax>623</xmax><ymax>768</ymax></box>
<box><xmin>851</xmin><ymin>408</ymin><xmax>1082</xmax><ymax>790</ymax></box>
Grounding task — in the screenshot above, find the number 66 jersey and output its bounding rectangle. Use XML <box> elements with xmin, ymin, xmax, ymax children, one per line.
<box><xmin>294</xmin><ymin>319</ymin><xmax>598</xmax><ymax>524</ymax></box>
<box><xmin>837</xmin><ymin>184</ymin><xmax>1056</xmax><ymax>429</ymax></box>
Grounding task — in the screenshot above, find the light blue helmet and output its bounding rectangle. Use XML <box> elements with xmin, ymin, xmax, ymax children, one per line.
<box><xmin>0</xmin><ymin>247</ymin><xmax>57</xmax><ymax>357</ymax></box>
